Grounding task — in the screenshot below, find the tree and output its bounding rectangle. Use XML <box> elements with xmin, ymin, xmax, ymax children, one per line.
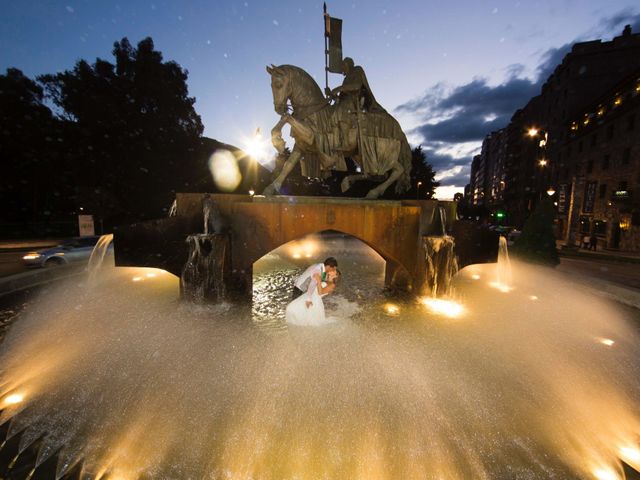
<box><xmin>0</xmin><ymin>68</ymin><xmax>71</xmax><ymax>230</ymax></box>
<box><xmin>39</xmin><ymin>37</ymin><xmax>204</xmax><ymax>225</ymax></box>
<box><xmin>406</xmin><ymin>145</ymin><xmax>439</xmax><ymax>199</ymax></box>
<box><xmin>509</xmin><ymin>197</ymin><xmax>560</xmax><ymax>266</ymax></box>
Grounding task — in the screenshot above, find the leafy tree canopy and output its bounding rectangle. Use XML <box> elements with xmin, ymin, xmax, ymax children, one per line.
<box><xmin>406</xmin><ymin>145</ymin><xmax>439</xmax><ymax>199</ymax></box>
<box><xmin>37</xmin><ymin>37</ymin><xmax>205</xmax><ymax>224</ymax></box>
<box><xmin>510</xmin><ymin>198</ymin><xmax>560</xmax><ymax>266</ymax></box>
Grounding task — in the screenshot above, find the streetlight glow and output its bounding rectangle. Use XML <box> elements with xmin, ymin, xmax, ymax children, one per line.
<box><xmin>527</xmin><ymin>127</ymin><xmax>539</xmax><ymax>137</ymax></box>
<box><xmin>2</xmin><ymin>393</ymin><xmax>25</xmax><ymax>407</ymax></box>
<box><xmin>538</xmin><ymin>159</ymin><xmax>548</xmax><ymax>167</ymax></box>
<box><xmin>546</xmin><ymin>187</ymin><xmax>556</xmax><ymax>196</ymax></box>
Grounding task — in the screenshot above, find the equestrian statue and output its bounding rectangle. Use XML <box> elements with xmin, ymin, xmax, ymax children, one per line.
<box><xmin>263</xmin><ymin>57</ymin><xmax>412</xmax><ymax>199</ymax></box>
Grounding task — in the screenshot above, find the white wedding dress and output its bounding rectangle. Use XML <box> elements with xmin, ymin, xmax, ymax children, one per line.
<box><xmin>285</xmin><ymin>284</ymin><xmax>335</xmax><ymax>326</ymax></box>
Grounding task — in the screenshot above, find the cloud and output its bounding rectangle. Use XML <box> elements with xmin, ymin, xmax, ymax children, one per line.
<box><xmin>398</xmin><ymin>75</ymin><xmax>539</xmax><ymax>145</ymax></box>
<box><xmin>395</xmin><ymin>8</ymin><xmax>640</xmax><ymax>188</ymax></box>
<box><xmin>593</xmin><ymin>10</ymin><xmax>640</xmax><ymax>37</ymax></box>
<box><xmin>421</xmin><ymin>145</ymin><xmax>476</xmax><ymax>188</ymax></box>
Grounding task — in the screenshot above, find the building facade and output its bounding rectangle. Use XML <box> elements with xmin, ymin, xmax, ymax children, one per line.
<box><xmin>562</xmin><ymin>73</ymin><xmax>640</xmax><ymax>250</ymax></box>
<box><xmin>468</xmin><ymin>26</ymin><xmax>640</xmax><ymax>251</ymax></box>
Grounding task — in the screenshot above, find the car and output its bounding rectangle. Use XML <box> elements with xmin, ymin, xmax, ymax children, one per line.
<box><xmin>22</xmin><ymin>236</ymin><xmax>102</xmax><ymax>268</ymax></box>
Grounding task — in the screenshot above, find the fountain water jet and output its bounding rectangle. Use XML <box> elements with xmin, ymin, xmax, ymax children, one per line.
<box><xmin>0</xmin><ymin>238</ymin><xmax>639</xmax><ymax>479</ymax></box>
<box><xmin>421</xmin><ymin>206</ymin><xmax>459</xmax><ymax>298</ymax></box>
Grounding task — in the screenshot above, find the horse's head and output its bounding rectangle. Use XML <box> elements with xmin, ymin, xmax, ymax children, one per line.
<box><xmin>266</xmin><ymin>64</ymin><xmax>290</xmax><ymax>115</ymax></box>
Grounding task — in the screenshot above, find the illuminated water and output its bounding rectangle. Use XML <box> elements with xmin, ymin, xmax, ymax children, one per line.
<box><xmin>1</xmin><ymin>234</ymin><xmax>640</xmax><ymax>479</ymax></box>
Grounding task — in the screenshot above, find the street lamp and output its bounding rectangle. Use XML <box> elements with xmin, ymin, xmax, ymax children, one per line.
<box><xmin>416</xmin><ymin>181</ymin><xmax>422</xmax><ymax>200</ymax></box>
<box><xmin>546</xmin><ymin>187</ymin><xmax>556</xmax><ymax>196</ymax></box>
<box><xmin>527</xmin><ymin>126</ymin><xmax>552</xmax><ymax>202</ymax></box>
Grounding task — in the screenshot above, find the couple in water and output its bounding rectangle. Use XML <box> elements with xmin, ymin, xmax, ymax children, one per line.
<box><xmin>285</xmin><ymin>257</ymin><xmax>340</xmax><ymax>326</ymax></box>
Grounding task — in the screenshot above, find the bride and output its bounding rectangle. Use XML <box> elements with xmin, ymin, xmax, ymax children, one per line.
<box><xmin>285</xmin><ymin>270</ymin><xmax>340</xmax><ymax>326</ymax></box>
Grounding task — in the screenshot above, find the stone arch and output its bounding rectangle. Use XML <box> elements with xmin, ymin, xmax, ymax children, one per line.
<box><xmin>247</xmin><ymin>228</ymin><xmax>414</xmax><ymax>291</ymax></box>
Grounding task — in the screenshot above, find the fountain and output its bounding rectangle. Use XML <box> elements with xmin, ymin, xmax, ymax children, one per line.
<box><xmin>1</xmin><ymin>16</ymin><xmax>639</xmax><ymax>478</ymax></box>
<box><xmin>489</xmin><ymin>235</ymin><xmax>513</xmax><ymax>292</ymax></box>
<box><xmin>0</xmin><ymin>231</ymin><xmax>639</xmax><ymax>479</ymax></box>
<box><xmin>180</xmin><ymin>195</ymin><xmax>230</xmax><ymax>303</ymax></box>
<box><xmin>421</xmin><ymin>205</ymin><xmax>459</xmax><ymax>298</ymax></box>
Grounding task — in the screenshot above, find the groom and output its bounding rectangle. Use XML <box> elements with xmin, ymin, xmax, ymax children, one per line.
<box><xmin>292</xmin><ymin>257</ymin><xmax>339</xmax><ymax>305</ymax></box>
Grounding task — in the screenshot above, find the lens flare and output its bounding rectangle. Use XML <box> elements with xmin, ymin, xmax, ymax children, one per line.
<box><xmin>592</xmin><ymin>467</ymin><xmax>620</xmax><ymax>480</ymax></box>
<box><xmin>419</xmin><ymin>297</ymin><xmax>464</xmax><ymax>318</ymax></box>
<box><xmin>2</xmin><ymin>393</ymin><xmax>25</xmax><ymax>407</ymax></box>
<box><xmin>287</xmin><ymin>237</ymin><xmax>319</xmax><ymax>260</ymax></box>
<box><xmin>619</xmin><ymin>445</ymin><xmax>640</xmax><ymax>469</ymax></box>
<box><xmin>242</xmin><ymin>129</ymin><xmax>272</xmax><ymax>165</ymax></box>
<box><xmin>209</xmin><ymin>150</ymin><xmax>242</xmax><ymax>192</ymax></box>
<box><xmin>383</xmin><ymin>303</ymin><xmax>400</xmax><ymax>316</ymax></box>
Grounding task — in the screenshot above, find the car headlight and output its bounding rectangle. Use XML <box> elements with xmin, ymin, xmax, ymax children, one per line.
<box><xmin>22</xmin><ymin>253</ymin><xmax>42</xmax><ymax>260</ymax></box>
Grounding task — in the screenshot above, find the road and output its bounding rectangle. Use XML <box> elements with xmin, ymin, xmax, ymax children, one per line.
<box><xmin>557</xmin><ymin>256</ymin><xmax>640</xmax><ymax>291</ymax></box>
<box><xmin>0</xmin><ymin>250</ymin><xmax>30</xmax><ymax>277</ymax></box>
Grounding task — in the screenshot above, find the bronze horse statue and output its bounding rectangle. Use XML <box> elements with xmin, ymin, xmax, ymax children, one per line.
<box><xmin>263</xmin><ymin>64</ymin><xmax>412</xmax><ymax>199</ymax></box>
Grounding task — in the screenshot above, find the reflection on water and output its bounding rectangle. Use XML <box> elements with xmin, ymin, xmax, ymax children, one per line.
<box><xmin>0</xmin><ymin>235</ymin><xmax>639</xmax><ymax>479</ymax></box>
<box><xmin>252</xmin><ymin>233</ymin><xmax>386</xmax><ymax>330</ymax></box>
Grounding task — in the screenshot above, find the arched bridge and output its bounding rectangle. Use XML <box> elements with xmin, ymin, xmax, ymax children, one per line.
<box><xmin>114</xmin><ymin>193</ymin><xmax>497</xmax><ymax>295</ymax></box>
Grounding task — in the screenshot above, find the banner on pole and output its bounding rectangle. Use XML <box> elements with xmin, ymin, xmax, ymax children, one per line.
<box><xmin>557</xmin><ymin>183</ymin><xmax>570</xmax><ymax>214</ymax></box>
<box><xmin>325</xmin><ymin>15</ymin><xmax>343</xmax><ymax>73</ymax></box>
<box><xmin>583</xmin><ymin>181</ymin><xmax>597</xmax><ymax>214</ymax></box>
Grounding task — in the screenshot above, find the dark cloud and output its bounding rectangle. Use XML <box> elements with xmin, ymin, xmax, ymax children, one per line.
<box><xmin>396</xmin><ymin>72</ymin><xmax>538</xmax><ymax>186</ymax></box>
<box><xmin>399</xmin><ymin>75</ymin><xmax>539</xmax><ymax>145</ymax></box>
<box><xmin>442</xmin><ymin>169</ymin><xmax>471</xmax><ymax>187</ymax></box>
<box><xmin>438</xmin><ymin>77</ymin><xmax>539</xmax><ymax>115</ymax></box>
<box><xmin>414</xmin><ymin>113</ymin><xmax>510</xmax><ymax>144</ymax></box>
<box><xmin>421</xmin><ymin>147</ymin><xmax>474</xmax><ymax>188</ymax></box>
<box><xmin>596</xmin><ymin>10</ymin><xmax>640</xmax><ymax>36</ymax></box>
<box><xmin>535</xmin><ymin>43</ymin><xmax>572</xmax><ymax>84</ymax></box>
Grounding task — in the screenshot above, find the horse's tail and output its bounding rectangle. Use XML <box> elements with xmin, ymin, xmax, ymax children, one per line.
<box><xmin>394</xmin><ymin>135</ymin><xmax>412</xmax><ymax>194</ymax></box>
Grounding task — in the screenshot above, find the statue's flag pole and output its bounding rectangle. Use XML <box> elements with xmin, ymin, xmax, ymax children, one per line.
<box><xmin>323</xmin><ymin>3</ymin><xmax>343</xmax><ymax>95</ymax></box>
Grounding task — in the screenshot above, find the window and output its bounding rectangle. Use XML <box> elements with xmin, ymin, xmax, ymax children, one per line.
<box><xmin>593</xmin><ymin>220</ymin><xmax>607</xmax><ymax>235</ymax></box>
<box><xmin>606</xmin><ymin>124</ymin><xmax>615</xmax><ymax>140</ymax></box>
<box><xmin>602</xmin><ymin>155</ymin><xmax>610</xmax><ymax>170</ymax></box>
<box><xmin>579</xmin><ymin>216</ymin><xmax>591</xmax><ymax>233</ymax></box>
<box><xmin>587</xmin><ymin>159</ymin><xmax>593</xmax><ymax>174</ymax></box>
<box><xmin>599</xmin><ymin>184</ymin><xmax>607</xmax><ymax>199</ymax></box>
<box><xmin>591</xmin><ymin>134</ymin><xmax>597</xmax><ymax>147</ymax></box>
<box><xmin>622</xmin><ymin>147</ymin><xmax>631</xmax><ymax>165</ymax></box>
